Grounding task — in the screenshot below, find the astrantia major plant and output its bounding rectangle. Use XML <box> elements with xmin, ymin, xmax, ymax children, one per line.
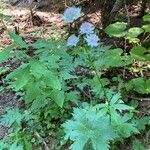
<box><xmin>0</xmin><ymin>4</ymin><xmax>149</xmax><ymax>150</ymax></box>
<box><xmin>67</xmin><ymin>34</ymin><xmax>80</xmax><ymax>47</ymax></box>
<box><xmin>63</xmin><ymin>7</ymin><xmax>100</xmax><ymax>48</ymax></box>
<box><xmin>62</xmin><ymin>105</ymin><xmax>117</xmax><ymax>150</ymax></box>
<box><xmin>79</xmin><ymin>22</ymin><xmax>95</xmax><ymax>35</ymax></box>
<box><xmin>62</xmin><ymin>96</ymin><xmax>139</xmax><ymax>150</ymax></box>
<box><xmin>84</xmin><ymin>33</ymin><xmax>100</xmax><ymax>47</ymax></box>
<box><xmin>61</xmin><ymin>6</ymin><xmax>147</xmax><ymax>150</ymax></box>
<box><xmin>63</xmin><ymin>6</ymin><xmax>81</xmax><ymax>23</ymax></box>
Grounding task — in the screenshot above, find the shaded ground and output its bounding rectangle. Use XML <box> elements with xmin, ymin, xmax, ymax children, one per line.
<box><xmin>0</xmin><ymin>1</ymin><xmax>150</xmax><ymax>149</ymax></box>
<box><xmin>0</xmin><ymin>92</ymin><xmax>23</xmax><ymax>139</ymax></box>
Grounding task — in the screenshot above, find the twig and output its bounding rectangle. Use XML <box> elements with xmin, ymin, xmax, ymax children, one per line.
<box><xmin>77</xmin><ymin>87</ymin><xmax>91</xmax><ymax>99</ymax></box>
<box><xmin>0</xmin><ymin>18</ymin><xmax>8</xmax><ymax>31</ymax></box>
<box><xmin>88</xmin><ymin>86</ymin><xmax>92</xmax><ymax>101</ymax></box>
<box><xmin>108</xmin><ymin>0</ymin><xmax>124</xmax><ymax>24</ymax></box>
<box><xmin>122</xmin><ymin>39</ymin><xmax>127</xmax><ymax>78</ymax></box>
<box><xmin>35</xmin><ymin>131</ymin><xmax>50</xmax><ymax>150</ymax></box>
<box><xmin>143</xmin><ymin>34</ymin><xmax>150</xmax><ymax>43</ymax></box>
<box><xmin>129</xmin><ymin>96</ymin><xmax>150</xmax><ymax>101</ymax></box>
<box><xmin>114</xmin><ymin>41</ymin><xmax>118</xmax><ymax>48</ymax></box>
<box><xmin>124</xmin><ymin>1</ymin><xmax>130</xmax><ymax>26</ymax></box>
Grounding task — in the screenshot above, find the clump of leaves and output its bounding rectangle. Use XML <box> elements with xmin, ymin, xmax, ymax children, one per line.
<box><xmin>0</xmin><ymin>6</ymin><xmax>149</xmax><ymax>150</ymax></box>
<box><xmin>0</xmin><ymin>108</ymin><xmax>34</xmax><ymax>150</ymax></box>
<box><xmin>104</xmin><ymin>14</ymin><xmax>150</xmax><ymax>45</ymax></box>
<box><xmin>62</xmin><ymin>93</ymin><xmax>139</xmax><ymax>150</ymax></box>
<box><xmin>62</xmin><ymin>105</ymin><xmax>117</xmax><ymax>150</ymax></box>
<box><xmin>132</xmin><ymin>139</ymin><xmax>147</xmax><ymax>150</ymax></box>
<box><xmin>126</xmin><ymin>77</ymin><xmax>150</xmax><ymax>94</ymax></box>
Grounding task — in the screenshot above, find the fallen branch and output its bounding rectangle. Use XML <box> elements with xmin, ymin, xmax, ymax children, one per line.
<box><xmin>129</xmin><ymin>96</ymin><xmax>150</xmax><ymax>101</ymax></box>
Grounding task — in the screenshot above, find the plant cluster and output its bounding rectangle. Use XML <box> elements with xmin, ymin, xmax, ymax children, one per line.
<box><xmin>0</xmin><ymin>6</ymin><xmax>149</xmax><ymax>150</ymax></box>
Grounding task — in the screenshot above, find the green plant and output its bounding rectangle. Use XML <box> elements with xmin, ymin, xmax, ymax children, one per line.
<box><xmin>105</xmin><ymin>13</ymin><xmax>150</xmax><ymax>46</ymax></box>
<box><xmin>0</xmin><ymin>108</ymin><xmax>34</xmax><ymax>149</ymax></box>
<box><xmin>62</xmin><ymin>93</ymin><xmax>139</xmax><ymax>150</ymax></box>
<box><xmin>126</xmin><ymin>77</ymin><xmax>150</xmax><ymax>94</ymax></box>
<box><xmin>61</xmin><ymin>9</ymin><xmax>150</xmax><ymax>150</ymax></box>
<box><xmin>132</xmin><ymin>139</ymin><xmax>147</xmax><ymax>150</ymax></box>
<box><xmin>63</xmin><ymin>105</ymin><xmax>117</xmax><ymax>150</ymax></box>
<box><xmin>0</xmin><ymin>31</ymin><xmax>79</xmax><ymax>148</ymax></box>
<box><xmin>104</xmin><ymin>22</ymin><xmax>144</xmax><ymax>45</ymax></box>
<box><xmin>0</xmin><ymin>7</ymin><xmax>149</xmax><ymax>150</ymax></box>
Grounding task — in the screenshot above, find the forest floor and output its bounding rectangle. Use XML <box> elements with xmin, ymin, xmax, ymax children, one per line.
<box><xmin>0</xmin><ymin>1</ymin><xmax>150</xmax><ymax>149</ymax></box>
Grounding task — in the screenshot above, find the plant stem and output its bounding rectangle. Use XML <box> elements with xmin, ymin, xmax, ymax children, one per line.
<box><xmin>88</xmin><ymin>55</ymin><xmax>112</xmax><ymax>123</ymax></box>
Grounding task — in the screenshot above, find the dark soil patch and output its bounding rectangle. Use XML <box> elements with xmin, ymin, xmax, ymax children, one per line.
<box><xmin>0</xmin><ymin>92</ymin><xmax>22</xmax><ymax>139</ymax></box>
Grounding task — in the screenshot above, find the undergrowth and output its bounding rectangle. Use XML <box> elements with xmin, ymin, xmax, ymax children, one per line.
<box><xmin>0</xmin><ymin>6</ymin><xmax>150</xmax><ymax>150</ymax></box>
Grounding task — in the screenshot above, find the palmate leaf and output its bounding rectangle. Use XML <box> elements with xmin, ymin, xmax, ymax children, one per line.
<box><xmin>0</xmin><ymin>141</ymin><xmax>8</xmax><ymax>149</ymax></box>
<box><xmin>50</xmin><ymin>89</ymin><xmax>65</xmax><ymax>107</ymax></box>
<box><xmin>24</xmin><ymin>81</ymin><xmax>42</xmax><ymax>103</ymax></box>
<box><xmin>44</xmin><ymin>70</ymin><xmax>61</xmax><ymax>90</ymax></box>
<box><xmin>89</xmin><ymin>77</ymin><xmax>110</xmax><ymax>99</ymax></box>
<box><xmin>6</xmin><ymin>64</ymin><xmax>30</xmax><ymax>91</ymax></box>
<box><xmin>60</xmin><ymin>70</ymin><xmax>77</xmax><ymax>80</ymax></box>
<box><xmin>0</xmin><ymin>108</ymin><xmax>24</xmax><ymax>127</ymax></box>
<box><xmin>96</xmin><ymin>92</ymin><xmax>133</xmax><ymax>116</ymax></box>
<box><xmin>112</xmin><ymin>113</ymin><xmax>139</xmax><ymax>138</ymax></box>
<box><xmin>29</xmin><ymin>59</ymin><xmax>47</xmax><ymax>79</ymax></box>
<box><xmin>94</xmin><ymin>48</ymin><xmax>133</xmax><ymax>69</ymax></box>
<box><xmin>40</xmin><ymin>54</ymin><xmax>60</xmax><ymax>69</ymax></box>
<box><xmin>131</xmin><ymin>46</ymin><xmax>150</xmax><ymax>61</ymax></box>
<box><xmin>8</xmin><ymin>32</ymin><xmax>27</xmax><ymax>48</ymax></box>
<box><xmin>31</xmin><ymin>38</ymin><xmax>58</xmax><ymax>50</ymax></box>
<box><xmin>109</xmin><ymin>93</ymin><xmax>133</xmax><ymax>111</ymax></box>
<box><xmin>0</xmin><ymin>44</ymin><xmax>14</xmax><ymax>62</ymax></box>
<box><xmin>9</xmin><ymin>142</ymin><xmax>23</xmax><ymax>150</ymax></box>
<box><xmin>65</xmin><ymin>91</ymin><xmax>80</xmax><ymax>104</ymax></box>
<box><xmin>126</xmin><ymin>77</ymin><xmax>150</xmax><ymax>94</ymax></box>
<box><xmin>63</xmin><ymin>106</ymin><xmax>117</xmax><ymax>150</ymax></box>
<box><xmin>0</xmin><ymin>13</ymin><xmax>12</xmax><ymax>22</ymax></box>
<box><xmin>132</xmin><ymin>139</ymin><xmax>147</xmax><ymax>150</ymax></box>
<box><xmin>31</xmin><ymin>95</ymin><xmax>47</xmax><ymax>111</ymax></box>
